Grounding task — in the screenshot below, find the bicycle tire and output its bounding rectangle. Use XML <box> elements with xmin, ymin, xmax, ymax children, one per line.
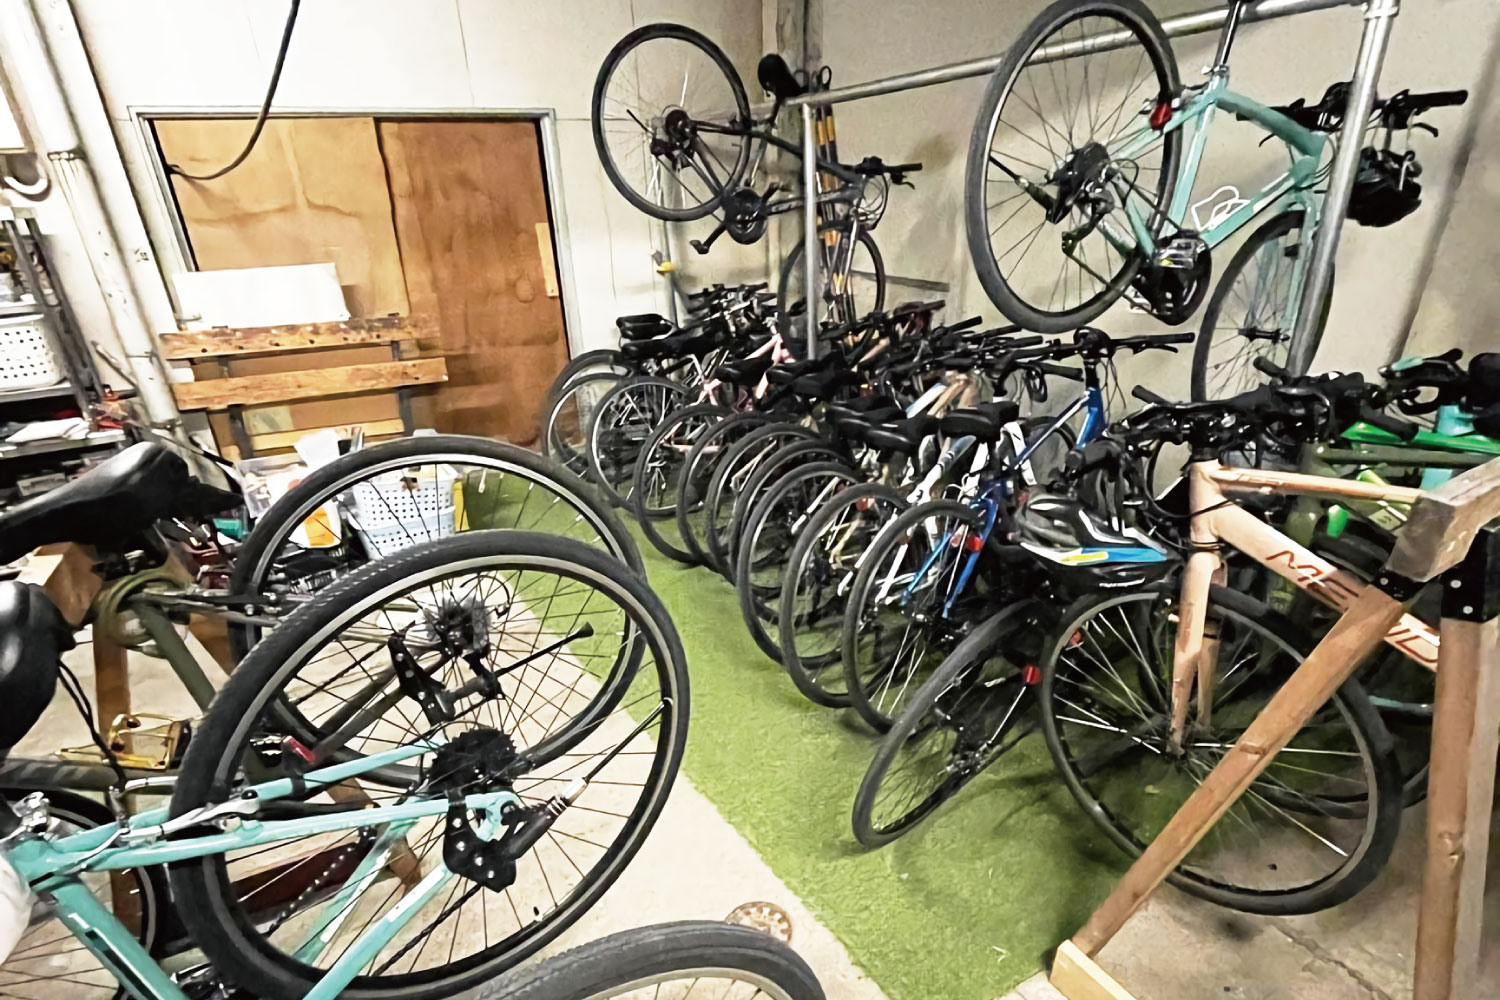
<box><xmin>586</xmin><ymin>376</ymin><xmax>692</xmax><ymax>507</ymax></box>
<box><xmin>171</xmin><ymin>531</ymin><xmax>690</xmax><ymax>1000</ymax></box>
<box><xmin>675</xmin><ymin>412</ymin><xmax>772</xmax><ymax>566</ymax></box>
<box><xmin>776</xmin><ymin>228</ymin><xmax>886</xmax><ymax>338</ymax></box>
<box><xmin>0</xmin><ymin>789</ymin><xmax>166</xmax><ymax>1000</ymax></box>
<box><xmin>853</xmin><ymin>601</ymin><xmax>1041</xmax><ymax>848</ymax></box>
<box><xmin>546</xmin><ymin>349</ymin><xmax>632</xmax><ymax>409</ymax></box>
<box><xmin>964</xmin><ymin>0</ymin><xmax>1181</xmax><ymax>331</ymax></box>
<box><xmin>701</xmin><ymin>423</ymin><xmax>817</xmax><ymax>575</ymax></box>
<box><xmin>231</xmin><ymin>435</ymin><xmax>642</xmax><ymax>661</ymax></box>
<box><xmin>591</xmin><ymin>23</ymin><xmax>752</xmax><ymax>222</ymax></box>
<box><xmin>474</xmin><ymin>921</ymin><xmax>824</xmax><ymax>1000</ymax></box>
<box><xmin>1192</xmin><ymin>209</ymin><xmax>1331</xmax><ymax>400</ymax></box>
<box><xmin>779</xmin><ymin>483</ymin><xmax>909</xmax><ymax>708</ymax></box>
<box><xmin>630</xmin><ymin>403</ymin><xmax>731</xmax><ymax>564</ymax></box>
<box><xmin>733</xmin><ymin>461</ymin><xmax>859</xmax><ymax>663</ymax></box>
<box><xmin>1039</xmin><ymin>583</ymin><xmax>1402</xmax><ymax>915</ymax></box>
<box><xmin>544</xmin><ymin>370</ymin><xmax>623</xmax><ymax>476</ymax></box>
<box><xmin>722</xmin><ymin>438</ymin><xmax>843</xmax><ymax>576</ymax></box>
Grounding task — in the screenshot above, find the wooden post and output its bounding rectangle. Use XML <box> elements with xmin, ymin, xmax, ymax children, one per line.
<box><xmin>1414</xmin><ymin>525</ymin><xmax>1500</xmax><ymax>1000</ymax></box>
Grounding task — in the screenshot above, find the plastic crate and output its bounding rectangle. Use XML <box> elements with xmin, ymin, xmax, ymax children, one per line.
<box><xmin>350</xmin><ymin>465</ymin><xmax>460</xmax><ymax>557</ymax></box>
<box><xmin>0</xmin><ymin>321</ymin><xmax>63</xmax><ymax>390</ymax></box>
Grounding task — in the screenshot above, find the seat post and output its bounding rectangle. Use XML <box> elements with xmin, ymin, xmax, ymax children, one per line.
<box><xmin>1211</xmin><ymin>1</ymin><xmax>1250</xmax><ymax>73</ymax></box>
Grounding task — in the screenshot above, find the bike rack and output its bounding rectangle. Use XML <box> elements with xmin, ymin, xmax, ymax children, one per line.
<box><xmin>1048</xmin><ymin>457</ymin><xmax>1500</xmax><ymax>1000</ymax></box>
<box><xmin>784</xmin><ymin>0</ymin><xmax>1385</xmax><ymax>361</ymax></box>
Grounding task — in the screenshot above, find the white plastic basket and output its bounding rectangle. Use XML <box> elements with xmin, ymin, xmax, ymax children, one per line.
<box><xmin>349</xmin><ymin>465</ymin><xmax>460</xmax><ymax>557</ymax></box>
<box><xmin>0</xmin><ymin>322</ymin><xmax>63</xmax><ymax>390</ymax></box>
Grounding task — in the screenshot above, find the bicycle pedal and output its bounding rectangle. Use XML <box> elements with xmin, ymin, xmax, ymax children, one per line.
<box><xmin>58</xmin><ymin>713</ymin><xmax>191</xmax><ymax>770</ymax></box>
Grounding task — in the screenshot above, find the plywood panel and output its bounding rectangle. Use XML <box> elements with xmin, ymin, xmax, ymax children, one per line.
<box><xmin>156</xmin><ymin>117</ymin><xmax>409</xmax><ymax>317</ymax></box>
<box><xmin>379</xmin><ymin>119</ymin><xmax>569</xmax><ymax>443</ymax></box>
<box><xmin>155</xmin><ymin>117</ymin><xmax>414</xmax><ymax>445</ymax></box>
<box><xmin>173</xmin><ymin>358</ymin><xmax>446</xmax><ymax>409</ymax></box>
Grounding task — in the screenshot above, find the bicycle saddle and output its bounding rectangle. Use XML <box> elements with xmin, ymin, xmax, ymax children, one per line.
<box><xmin>0</xmin><ymin>581</ymin><xmax>71</xmax><ymax>750</ymax></box>
<box><xmin>940</xmin><ymin>400</ymin><xmax>1021</xmax><ymax>441</ymax></box>
<box><xmin>757</xmin><ymin>54</ymin><xmax>805</xmax><ymax>100</ymax></box>
<box><xmin>716</xmin><ymin>354</ymin><xmax>775</xmax><ymax>386</ymax></box>
<box><xmin>862</xmin><ymin>415</ymin><xmax>940</xmax><ymax>455</ymax></box>
<box><xmin>0</xmin><ymin>442</ymin><xmax>242</xmax><ymax>565</ymax></box>
<box><xmin>616</xmin><ymin>313</ymin><xmax>675</xmax><ymax>341</ymax></box>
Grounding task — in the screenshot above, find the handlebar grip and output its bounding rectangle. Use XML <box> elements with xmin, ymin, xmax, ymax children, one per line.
<box><xmin>998</xmin><ymin>335</ymin><xmax>1046</xmax><ymax>351</ymax></box>
<box><xmin>1252</xmin><ymin>356</ymin><xmax>1289</xmax><ymax>379</ymax></box>
<box><xmin>1359</xmin><ymin>406</ymin><xmax>1420</xmax><ymax>442</ymax></box>
<box><xmin>1417</xmin><ymin>89</ymin><xmax>1469</xmax><ymax>108</ymax></box>
<box><xmin>942</xmin><ymin>316</ymin><xmax>984</xmax><ymax>334</ymax></box>
<box><xmin>1038</xmin><ymin>363</ymin><xmax>1084</xmax><ymax>382</ymax></box>
<box><xmin>1133</xmin><ymin>385</ymin><xmax>1169</xmax><ymax>405</ymax></box>
<box><xmin>887</xmin><ymin>162</ymin><xmax>923</xmax><ymax>173</ymax></box>
<box><xmin>1158</xmin><ymin>333</ymin><xmax>1196</xmax><ymax>345</ymax></box>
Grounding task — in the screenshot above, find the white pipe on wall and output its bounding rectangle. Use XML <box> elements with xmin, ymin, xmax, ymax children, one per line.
<box><xmin>0</xmin><ymin>0</ymin><xmax>183</xmax><ymax>438</ymax></box>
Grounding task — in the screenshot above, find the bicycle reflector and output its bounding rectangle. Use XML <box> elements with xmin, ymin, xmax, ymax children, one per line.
<box><xmin>1149</xmin><ymin>98</ymin><xmax>1173</xmax><ymax>130</ymax></box>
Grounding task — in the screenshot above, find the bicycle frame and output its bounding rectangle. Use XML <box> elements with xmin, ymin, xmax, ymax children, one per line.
<box><xmin>1168</xmin><ymin>459</ymin><xmax>1441</xmax><ymax>747</ymax></box>
<box><xmin>3</xmin><ymin>739</ymin><xmax>518</xmax><ymax>1000</ymax></box>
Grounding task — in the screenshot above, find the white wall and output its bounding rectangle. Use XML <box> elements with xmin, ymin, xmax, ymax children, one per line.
<box><xmin>819</xmin><ymin>0</ymin><xmax>1500</xmax><ymax>395</ymax></box>
<box><xmin>66</xmin><ymin>0</ymin><xmax>766</xmax><ymax>353</ymax></box>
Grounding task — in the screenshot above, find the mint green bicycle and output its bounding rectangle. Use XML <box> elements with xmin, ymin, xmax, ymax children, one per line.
<box><xmin>0</xmin><ymin>530</ymin><xmax>688</xmax><ymax>1000</ymax></box>
<box><xmin>964</xmin><ymin>0</ymin><xmax>1464</xmax><ymax>398</ymax></box>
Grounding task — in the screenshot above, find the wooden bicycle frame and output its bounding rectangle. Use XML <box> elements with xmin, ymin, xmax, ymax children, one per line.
<box><xmin>1168</xmin><ymin>459</ymin><xmax>1441</xmax><ymax>748</ymax></box>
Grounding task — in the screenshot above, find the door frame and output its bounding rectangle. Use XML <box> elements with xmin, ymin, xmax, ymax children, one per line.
<box><xmin>127</xmin><ymin>107</ymin><xmax>584</xmax><ymax>356</ymax></box>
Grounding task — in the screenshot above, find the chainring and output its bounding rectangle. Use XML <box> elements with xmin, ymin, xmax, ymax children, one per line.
<box><xmin>1131</xmin><ymin>246</ymin><xmax>1212</xmax><ymax>325</ymax></box>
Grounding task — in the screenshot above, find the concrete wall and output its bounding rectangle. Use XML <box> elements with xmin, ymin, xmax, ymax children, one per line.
<box><xmin>63</xmin><ymin>0</ymin><xmax>766</xmax><ymax>354</ymax></box>
<box><xmin>818</xmin><ymin>0</ymin><xmax>1500</xmax><ymax>394</ymax></box>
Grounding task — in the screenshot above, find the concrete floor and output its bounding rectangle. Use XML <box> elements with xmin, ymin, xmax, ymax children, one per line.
<box><xmin>12</xmin><ymin>630</ymin><xmax>1498</xmax><ymax>1000</ymax></box>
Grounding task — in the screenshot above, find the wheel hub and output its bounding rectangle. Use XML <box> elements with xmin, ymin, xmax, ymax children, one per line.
<box><xmin>1048</xmin><ymin>142</ymin><xmax>1113</xmax><ymax>224</ymax></box>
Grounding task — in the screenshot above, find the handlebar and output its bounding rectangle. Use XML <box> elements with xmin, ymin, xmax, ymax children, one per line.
<box><xmin>1132</xmin><ymin>385</ymin><xmax>1169</xmax><ymax>405</ymax></box>
<box><xmin>1357</xmin><ymin>405</ymin><xmax>1420</xmax><ymax>442</ymax></box>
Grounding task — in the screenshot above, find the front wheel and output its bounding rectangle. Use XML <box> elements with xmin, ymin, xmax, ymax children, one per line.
<box><xmin>474</xmin><ymin>921</ymin><xmax>825</xmax><ymax>1000</ymax></box>
<box><xmin>1192</xmin><ymin>209</ymin><xmax>1330</xmax><ymax>400</ymax></box>
<box><xmin>1040</xmin><ymin>583</ymin><xmax>1402</xmax><ymax>915</ymax></box>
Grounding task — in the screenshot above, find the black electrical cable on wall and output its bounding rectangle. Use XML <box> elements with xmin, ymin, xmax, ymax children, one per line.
<box><xmin>168</xmin><ymin>0</ymin><xmax>301</xmax><ymax>181</ymax></box>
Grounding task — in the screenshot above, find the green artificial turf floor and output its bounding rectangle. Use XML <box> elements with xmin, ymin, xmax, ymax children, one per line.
<box><xmin>632</xmin><ymin>538</ymin><xmax>1133</xmax><ymax>1000</ymax></box>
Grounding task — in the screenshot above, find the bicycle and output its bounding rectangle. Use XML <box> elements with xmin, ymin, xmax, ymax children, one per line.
<box><xmin>591</xmin><ymin>24</ymin><xmax>922</xmax><ymax>329</ymax></box>
<box><xmin>0</xmin><ymin>528</ymin><xmax>689</xmax><ymax>1000</ymax></box>
<box><xmin>963</xmin><ymin>0</ymin><xmax>1465</xmax><ymax>389</ymax></box>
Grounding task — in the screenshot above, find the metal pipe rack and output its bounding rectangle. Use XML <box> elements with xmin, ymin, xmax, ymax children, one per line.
<box><xmin>786</xmin><ymin>0</ymin><xmax>1388</xmax><ymax>371</ymax></box>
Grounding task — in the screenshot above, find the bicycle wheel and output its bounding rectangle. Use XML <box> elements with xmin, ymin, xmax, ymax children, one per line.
<box><xmin>545</xmin><ymin>371</ymin><xmax>623</xmax><ymax>477</ymax></box>
<box><xmin>779</xmin><ymin>483</ymin><xmax>909</xmax><ymax>708</ymax></box>
<box><xmin>853</xmin><ymin>602</ymin><xmax>1043</xmax><ymax>848</ymax></box>
<box><xmin>587</xmin><ymin>376</ymin><xmax>692</xmax><ymax>507</ymax></box>
<box><xmin>1192</xmin><ymin>210</ymin><xmax>1331</xmax><ymax>400</ymax></box>
<box><xmin>476</xmin><ymin>921</ymin><xmax>824</xmax><ymax>1000</ymax></box>
<box><xmin>631</xmin><ymin>403</ymin><xmax>730</xmax><ymax>564</ymax></box>
<box><xmin>734</xmin><ymin>461</ymin><xmax>859</xmax><ymax>662</ymax></box>
<box><xmin>592</xmin><ymin>23</ymin><xmax>753</xmax><ymax>221</ymax></box>
<box><xmin>231</xmin><ymin>436</ymin><xmax>642</xmax><ymax>660</ymax></box>
<box><xmin>723</xmin><ymin>438</ymin><xmax>842</xmax><ymax>576</ymax></box>
<box><xmin>776</xmin><ymin>229</ymin><xmax>885</xmax><ymax>337</ymax></box>
<box><xmin>701</xmin><ymin>424</ymin><xmax>817</xmax><ymax>575</ymax></box>
<box><xmin>1040</xmin><ymin>583</ymin><xmax>1401</xmax><ymax>914</ymax></box>
<box><xmin>965</xmin><ymin>0</ymin><xmax>1181</xmax><ymax>331</ymax></box>
<box><xmin>547</xmin><ymin>350</ymin><xmax>632</xmax><ymax>410</ymax></box>
<box><xmin>842</xmin><ymin>500</ymin><xmax>990</xmax><ymax>732</ymax></box>
<box><xmin>171</xmin><ymin>531</ymin><xmax>689</xmax><ymax>1000</ymax></box>
<box><xmin>676</xmin><ymin>412</ymin><xmax>772</xmax><ymax>566</ymax></box>
<box><xmin>0</xmin><ymin>790</ymin><xmax>166</xmax><ymax>1000</ymax></box>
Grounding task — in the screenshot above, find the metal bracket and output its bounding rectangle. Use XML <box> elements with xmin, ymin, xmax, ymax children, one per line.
<box><xmin>1439</xmin><ymin>520</ymin><xmax>1500</xmax><ymax>623</ymax></box>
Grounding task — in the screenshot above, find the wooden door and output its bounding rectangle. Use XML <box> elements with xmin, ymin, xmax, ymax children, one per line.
<box><xmin>379</xmin><ymin>119</ymin><xmax>568</xmax><ymax>445</ymax></box>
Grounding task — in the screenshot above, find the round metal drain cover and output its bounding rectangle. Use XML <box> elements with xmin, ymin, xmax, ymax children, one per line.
<box><xmin>724</xmin><ymin>901</ymin><xmax>792</xmax><ymax>943</ymax></box>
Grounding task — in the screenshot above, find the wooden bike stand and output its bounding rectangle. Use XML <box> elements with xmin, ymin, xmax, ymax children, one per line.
<box><xmin>1050</xmin><ymin>458</ymin><xmax>1500</xmax><ymax>1000</ymax></box>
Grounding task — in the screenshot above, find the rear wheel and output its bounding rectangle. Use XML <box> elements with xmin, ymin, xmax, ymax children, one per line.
<box><xmin>964</xmin><ymin>0</ymin><xmax>1181</xmax><ymax>331</ymax></box>
<box><xmin>591</xmin><ymin>23</ymin><xmax>752</xmax><ymax>221</ymax></box>
<box><xmin>777</xmin><ymin>229</ymin><xmax>886</xmax><ymax>338</ymax></box>
<box><xmin>631</xmin><ymin>404</ymin><xmax>730</xmax><ymax>564</ymax></box>
<box><xmin>544</xmin><ymin>371</ymin><xmax>622</xmax><ymax>477</ymax></box>
<box><xmin>701</xmin><ymin>424</ymin><xmax>817</xmax><ymax>575</ymax></box>
<box><xmin>587</xmin><ymin>376</ymin><xmax>691</xmax><ymax>506</ymax></box>
<box><xmin>675</xmin><ymin>412</ymin><xmax>771</xmax><ymax>566</ymax></box>
<box><xmin>1040</xmin><ymin>583</ymin><xmax>1402</xmax><ymax>915</ymax></box>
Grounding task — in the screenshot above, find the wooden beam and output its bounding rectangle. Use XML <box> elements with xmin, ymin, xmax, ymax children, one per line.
<box><xmin>1387</xmin><ymin>457</ymin><xmax>1500</xmax><ymax>581</ymax></box>
<box><xmin>1413</xmin><ymin>613</ymin><xmax>1500</xmax><ymax>1000</ymax></box>
<box><xmin>172</xmin><ymin>358</ymin><xmax>446</xmax><ymax>410</ymax></box>
<box><xmin>1052</xmin><ymin>940</ymin><xmax>1140</xmax><ymax>1000</ymax></box>
<box><xmin>1073</xmin><ymin>586</ymin><xmax>1411</xmax><ymax>956</ymax></box>
<box><xmin>159</xmin><ymin>315</ymin><xmax>438</xmax><ymax>360</ymax></box>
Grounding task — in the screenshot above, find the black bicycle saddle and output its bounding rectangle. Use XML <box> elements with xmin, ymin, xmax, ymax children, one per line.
<box><xmin>0</xmin><ymin>442</ymin><xmax>242</xmax><ymax>565</ymax></box>
<box><xmin>0</xmin><ymin>581</ymin><xmax>71</xmax><ymax>750</ymax></box>
<box><xmin>757</xmin><ymin>54</ymin><xmax>805</xmax><ymax>100</ymax></box>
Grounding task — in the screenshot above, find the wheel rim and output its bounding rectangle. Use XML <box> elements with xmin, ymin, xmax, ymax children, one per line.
<box><xmin>975</xmin><ymin>9</ymin><xmax>1175</xmax><ymax>322</ymax></box>
<box><xmin>1199</xmin><ymin>219</ymin><xmax>1304</xmax><ymax>399</ymax></box>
